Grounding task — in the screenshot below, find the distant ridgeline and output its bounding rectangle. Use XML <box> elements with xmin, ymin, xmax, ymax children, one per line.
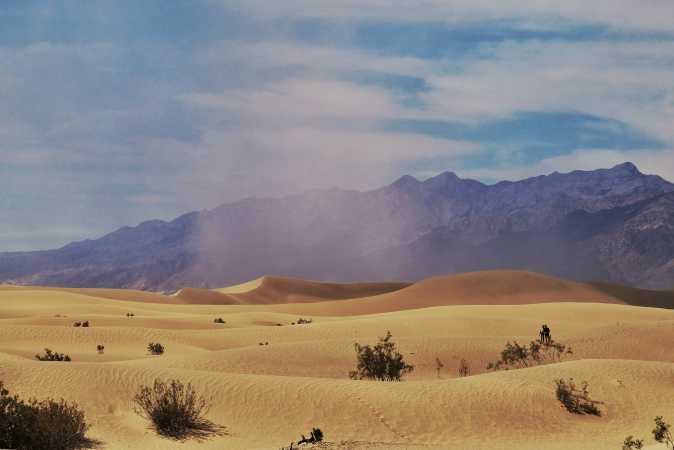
<box><xmin>1</xmin><ymin>162</ymin><xmax>674</xmax><ymax>291</ymax></box>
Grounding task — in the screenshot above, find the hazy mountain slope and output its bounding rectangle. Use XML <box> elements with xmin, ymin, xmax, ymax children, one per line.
<box><xmin>1</xmin><ymin>163</ymin><xmax>673</xmax><ymax>289</ymax></box>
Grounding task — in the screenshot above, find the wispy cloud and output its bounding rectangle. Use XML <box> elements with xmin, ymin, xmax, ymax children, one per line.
<box><xmin>2</xmin><ymin>1</ymin><xmax>674</xmax><ymax>250</ymax></box>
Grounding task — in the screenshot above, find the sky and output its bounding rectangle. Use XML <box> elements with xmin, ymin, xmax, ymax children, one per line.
<box><xmin>2</xmin><ymin>1</ymin><xmax>674</xmax><ymax>251</ymax></box>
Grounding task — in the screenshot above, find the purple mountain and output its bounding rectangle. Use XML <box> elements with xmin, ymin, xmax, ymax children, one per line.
<box><xmin>1</xmin><ymin>162</ymin><xmax>673</xmax><ymax>290</ymax></box>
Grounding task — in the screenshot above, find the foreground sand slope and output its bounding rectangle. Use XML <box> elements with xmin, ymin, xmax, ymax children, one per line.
<box><xmin>1</xmin><ymin>356</ymin><xmax>673</xmax><ymax>450</ymax></box>
<box><xmin>2</xmin><ymin>271</ymin><xmax>674</xmax><ymax>449</ymax></box>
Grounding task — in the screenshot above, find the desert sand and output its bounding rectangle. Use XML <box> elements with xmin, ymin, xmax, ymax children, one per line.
<box><xmin>1</xmin><ymin>270</ymin><xmax>674</xmax><ymax>450</ymax></box>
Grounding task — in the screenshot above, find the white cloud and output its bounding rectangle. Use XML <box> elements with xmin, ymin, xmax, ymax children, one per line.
<box><xmin>182</xmin><ymin>78</ymin><xmax>407</xmax><ymax>125</ymax></box>
<box><xmin>229</xmin><ymin>0</ymin><xmax>674</xmax><ymax>32</ymax></box>
<box><xmin>418</xmin><ymin>40</ymin><xmax>674</xmax><ymax>142</ymax></box>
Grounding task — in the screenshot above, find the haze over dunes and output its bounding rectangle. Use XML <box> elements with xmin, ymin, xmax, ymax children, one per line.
<box><xmin>2</xmin><ymin>270</ymin><xmax>674</xmax><ymax>449</ymax></box>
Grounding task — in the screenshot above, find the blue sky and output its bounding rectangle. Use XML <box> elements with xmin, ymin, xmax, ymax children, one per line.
<box><xmin>2</xmin><ymin>1</ymin><xmax>674</xmax><ymax>250</ymax></box>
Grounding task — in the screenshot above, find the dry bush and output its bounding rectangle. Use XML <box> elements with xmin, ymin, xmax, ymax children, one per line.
<box><xmin>555</xmin><ymin>378</ymin><xmax>601</xmax><ymax>416</ymax></box>
<box><xmin>653</xmin><ymin>416</ymin><xmax>674</xmax><ymax>449</ymax></box>
<box><xmin>133</xmin><ymin>379</ymin><xmax>222</xmax><ymax>440</ymax></box>
<box><xmin>213</xmin><ymin>318</ymin><xmax>225</xmax><ymax>324</ymax></box>
<box><xmin>147</xmin><ymin>342</ymin><xmax>165</xmax><ymax>355</ymax></box>
<box><xmin>457</xmin><ymin>359</ymin><xmax>471</xmax><ymax>377</ymax></box>
<box><xmin>0</xmin><ymin>381</ymin><xmax>94</xmax><ymax>450</ymax></box>
<box><xmin>622</xmin><ymin>435</ymin><xmax>644</xmax><ymax>450</ymax></box>
<box><xmin>35</xmin><ymin>348</ymin><xmax>71</xmax><ymax>362</ymax></box>
<box><xmin>349</xmin><ymin>331</ymin><xmax>414</xmax><ymax>381</ymax></box>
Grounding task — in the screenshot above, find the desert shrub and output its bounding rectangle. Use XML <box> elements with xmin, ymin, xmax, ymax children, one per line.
<box><xmin>457</xmin><ymin>358</ymin><xmax>471</xmax><ymax>377</ymax></box>
<box><xmin>555</xmin><ymin>378</ymin><xmax>601</xmax><ymax>416</ymax></box>
<box><xmin>96</xmin><ymin>345</ymin><xmax>105</xmax><ymax>354</ymax></box>
<box><xmin>622</xmin><ymin>435</ymin><xmax>644</xmax><ymax>450</ymax></box>
<box><xmin>0</xmin><ymin>381</ymin><xmax>92</xmax><ymax>450</ymax></box>
<box><xmin>126</xmin><ymin>312</ymin><xmax>134</xmax><ymax>318</ymax></box>
<box><xmin>81</xmin><ymin>321</ymin><xmax>89</xmax><ymax>327</ymax></box>
<box><xmin>653</xmin><ymin>416</ymin><xmax>674</xmax><ymax>449</ymax></box>
<box><xmin>487</xmin><ymin>339</ymin><xmax>571</xmax><ymax>370</ymax></box>
<box><xmin>147</xmin><ymin>342</ymin><xmax>165</xmax><ymax>355</ymax></box>
<box><xmin>73</xmin><ymin>321</ymin><xmax>81</xmax><ymax>327</ymax></box>
<box><xmin>213</xmin><ymin>318</ymin><xmax>225</xmax><ymax>324</ymax></box>
<box><xmin>133</xmin><ymin>379</ymin><xmax>221</xmax><ymax>439</ymax></box>
<box><xmin>296</xmin><ymin>318</ymin><xmax>312</xmax><ymax>325</ymax></box>
<box><xmin>349</xmin><ymin>331</ymin><xmax>414</xmax><ymax>381</ymax></box>
<box><xmin>35</xmin><ymin>348</ymin><xmax>71</xmax><ymax>362</ymax></box>
<box><xmin>295</xmin><ymin>427</ymin><xmax>324</xmax><ymax>446</ymax></box>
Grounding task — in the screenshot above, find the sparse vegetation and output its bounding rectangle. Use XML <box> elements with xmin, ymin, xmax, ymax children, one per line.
<box><xmin>81</xmin><ymin>321</ymin><xmax>89</xmax><ymax>327</ymax></box>
<box><xmin>96</xmin><ymin>345</ymin><xmax>105</xmax><ymax>355</ymax></box>
<box><xmin>147</xmin><ymin>342</ymin><xmax>165</xmax><ymax>355</ymax></box>
<box><xmin>622</xmin><ymin>435</ymin><xmax>644</xmax><ymax>450</ymax></box>
<box><xmin>126</xmin><ymin>312</ymin><xmax>135</xmax><ymax>318</ymax></box>
<box><xmin>280</xmin><ymin>427</ymin><xmax>324</xmax><ymax>449</ymax></box>
<box><xmin>487</xmin><ymin>339</ymin><xmax>571</xmax><ymax>371</ymax></box>
<box><xmin>35</xmin><ymin>348</ymin><xmax>71</xmax><ymax>362</ymax></box>
<box><xmin>133</xmin><ymin>379</ymin><xmax>222</xmax><ymax>440</ymax></box>
<box><xmin>73</xmin><ymin>321</ymin><xmax>81</xmax><ymax>327</ymax></box>
<box><xmin>555</xmin><ymin>378</ymin><xmax>601</xmax><ymax>416</ymax></box>
<box><xmin>653</xmin><ymin>416</ymin><xmax>674</xmax><ymax>449</ymax></box>
<box><xmin>213</xmin><ymin>318</ymin><xmax>225</xmax><ymax>324</ymax></box>
<box><xmin>0</xmin><ymin>381</ymin><xmax>93</xmax><ymax>450</ymax></box>
<box><xmin>296</xmin><ymin>318</ymin><xmax>312</xmax><ymax>325</ymax></box>
<box><xmin>349</xmin><ymin>331</ymin><xmax>414</xmax><ymax>381</ymax></box>
<box><xmin>457</xmin><ymin>358</ymin><xmax>470</xmax><ymax>377</ymax></box>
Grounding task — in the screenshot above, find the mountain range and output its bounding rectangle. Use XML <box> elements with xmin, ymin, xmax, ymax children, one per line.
<box><xmin>1</xmin><ymin>162</ymin><xmax>673</xmax><ymax>290</ymax></box>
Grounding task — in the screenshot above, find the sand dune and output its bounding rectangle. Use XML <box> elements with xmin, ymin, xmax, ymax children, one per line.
<box><xmin>2</xmin><ymin>271</ymin><xmax>674</xmax><ymax>449</ymax></box>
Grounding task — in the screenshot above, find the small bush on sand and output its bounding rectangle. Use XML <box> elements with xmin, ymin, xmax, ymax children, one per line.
<box><xmin>0</xmin><ymin>381</ymin><xmax>92</xmax><ymax>450</ymax></box>
<box><xmin>35</xmin><ymin>348</ymin><xmax>71</xmax><ymax>362</ymax></box>
<box><xmin>653</xmin><ymin>416</ymin><xmax>674</xmax><ymax>449</ymax></box>
<box><xmin>147</xmin><ymin>342</ymin><xmax>165</xmax><ymax>355</ymax></box>
<box><xmin>280</xmin><ymin>427</ymin><xmax>324</xmax><ymax>449</ymax></box>
<box><xmin>487</xmin><ymin>339</ymin><xmax>571</xmax><ymax>371</ymax></box>
<box><xmin>133</xmin><ymin>379</ymin><xmax>221</xmax><ymax>440</ymax></box>
<box><xmin>81</xmin><ymin>321</ymin><xmax>89</xmax><ymax>327</ymax></box>
<box><xmin>296</xmin><ymin>318</ymin><xmax>312</xmax><ymax>325</ymax></box>
<box><xmin>457</xmin><ymin>358</ymin><xmax>471</xmax><ymax>377</ymax></box>
<box><xmin>213</xmin><ymin>318</ymin><xmax>225</xmax><ymax>324</ymax></box>
<box><xmin>622</xmin><ymin>435</ymin><xmax>644</xmax><ymax>450</ymax></box>
<box><xmin>73</xmin><ymin>321</ymin><xmax>81</xmax><ymax>327</ymax></box>
<box><xmin>555</xmin><ymin>378</ymin><xmax>601</xmax><ymax>416</ymax></box>
<box><xmin>349</xmin><ymin>331</ymin><xmax>414</xmax><ymax>381</ymax></box>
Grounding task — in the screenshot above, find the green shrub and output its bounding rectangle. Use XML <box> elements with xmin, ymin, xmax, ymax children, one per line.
<box><xmin>0</xmin><ymin>381</ymin><xmax>92</xmax><ymax>450</ymax></box>
<box><xmin>487</xmin><ymin>339</ymin><xmax>571</xmax><ymax>370</ymax></box>
<box><xmin>133</xmin><ymin>379</ymin><xmax>222</xmax><ymax>440</ymax></box>
<box><xmin>35</xmin><ymin>348</ymin><xmax>71</xmax><ymax>362</ymax></box>
<box><xmin>349</xmin><ymin>331</ymin><xmax>414</xmax><ymax>381</ymax></box>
